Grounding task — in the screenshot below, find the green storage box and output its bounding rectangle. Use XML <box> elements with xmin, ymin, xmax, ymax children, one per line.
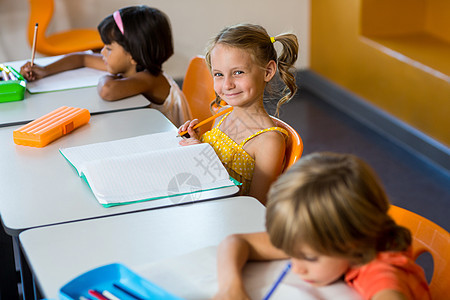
<box><xmin>0</xmin><ymin>65</ymin><xmax>26</xmax><ymax>103</ymax></box>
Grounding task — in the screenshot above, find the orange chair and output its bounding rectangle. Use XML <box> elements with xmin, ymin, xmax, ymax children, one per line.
<box><xmin>388</xmin><ymin>205</ymin><xmax>450</xmax><ymax>299</ymax></box>
<box><xmin>182</xmin><ymin>56</ymin><xmax>217</xmax><ymax>136</ymax></box>
<box><xmin>27</xmin><ymin>0</ymin><xmax>103</xmax><ymax>56</ymax></box>
<box><xmin>270</xmin><ymin>116</ymin><xmax>304</xmax><ymax>172</ymax></box>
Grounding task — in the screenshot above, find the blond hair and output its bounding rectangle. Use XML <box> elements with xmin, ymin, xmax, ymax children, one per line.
<box><xmin>266</xmin><ymin>152</ymin><xmax>411</xmax><ymax>265</ymax></box>
<box><xmin>205</xmin><ymin>23</ymin><xmax>299</xmax><ymax>116</ymax></box>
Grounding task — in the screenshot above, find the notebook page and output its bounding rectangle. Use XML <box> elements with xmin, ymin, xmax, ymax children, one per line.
<box><xmin>26</xmin><ymin>67</ymin><xmax>108</xmax><ymax>93</ymax></box>
<box><xmin>60</xmin><ymin>130</ymin><xmax>182</xmax><ymax>176</ymax></box>
<box><xmin>81</xmin><ymin>143</ymin><xmax>233</xmax><ymax>204</ymax></box>
<box><xmin>5</xmin><ymin>52</ymin><xmax>109</xmax><ymax>93</ymax></box>
<box><xmin>136</xmin><ymin>247</ymin><xmax>362</xmax><ymax>300</ymax></box>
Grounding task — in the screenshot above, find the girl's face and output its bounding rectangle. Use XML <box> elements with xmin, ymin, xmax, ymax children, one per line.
<box><xmin>290</xmin><ymin>244</ymin><xmax>350</xmax><ymax>287</ymax></box>
<box><xmin>210</xmin><ymin>44</ymin><xmax>275</xmax><ymax>108</ymax></box>
<box><xmin>100</xmin><ymin>42</ymin><xmax>135</xmax><ymax>76</ymax></box>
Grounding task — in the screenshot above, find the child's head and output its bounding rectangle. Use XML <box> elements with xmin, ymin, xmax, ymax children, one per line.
<box><xmin>266</xmin><ymin>152</ymin><xmax>411</xmax><ymax>273</ymax></box>
<box><xmin>97</xmin><ymin>6</ymin><xmax>173</xmax><ymax>76</ymax></box>
<box><xmin>205</xmin><ymin>23</ymin><xmax>299</xmax><ymax>115</ymax></box>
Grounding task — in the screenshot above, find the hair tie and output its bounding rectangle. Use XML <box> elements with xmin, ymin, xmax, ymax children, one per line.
<box><xmin>113</xmin><ymin>10</ymin><xmax>124</xmax><ymax>35</ymax></box>
<box><xmin>270</xmin><ymin>36</ymin><xmax>276</xmax><ymax>43</ymax></box>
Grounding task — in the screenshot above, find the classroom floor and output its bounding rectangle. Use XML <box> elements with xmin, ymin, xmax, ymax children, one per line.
<box><xmin>274</xmin><ymin>87</ymin><xmax>450</xmax><ymax>233</ymax></box>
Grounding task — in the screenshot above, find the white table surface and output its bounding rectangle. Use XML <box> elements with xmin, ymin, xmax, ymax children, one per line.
<box><xmin>0</xmin><ymin>109</ymin><xmax>238</xmax><ymax>235</ymax></box>
<box><xmin>1</xmin><ymin>55</ymin><xmax>149</xmax><ymax>127</ymax></box>
<box><xmin>19</xmin><ymin>197</ymin><xmax>361</xmax><ymax>300</ymax></box>
<box><xmin>0</xmin><ymin>86</ymin><xmax>149</xmax><ymax>127</ymax></box>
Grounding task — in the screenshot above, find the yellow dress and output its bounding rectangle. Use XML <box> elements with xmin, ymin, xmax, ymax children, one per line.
<box><xmin>200</xmin><ymin>112</ymin><xmax>288</xmax><ymax>195</ymax></box>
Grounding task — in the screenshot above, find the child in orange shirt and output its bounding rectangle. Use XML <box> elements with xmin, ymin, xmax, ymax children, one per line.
<box><xmin>214</xmin><ymin>152</ymin><xmax>431</xmax><ymax>300</ymax></box>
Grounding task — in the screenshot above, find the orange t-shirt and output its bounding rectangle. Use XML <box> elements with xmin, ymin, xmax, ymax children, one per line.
<box><xmin>345</xmin><ymin>251</ymin><xmax>431</xmax><ymax>300</ymax></box>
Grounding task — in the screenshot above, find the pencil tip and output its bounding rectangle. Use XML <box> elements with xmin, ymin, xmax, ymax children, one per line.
<box><xmin>35</xmin><ymin>23</ymin><xmax>38</xmax><ymax>26</ymax></box>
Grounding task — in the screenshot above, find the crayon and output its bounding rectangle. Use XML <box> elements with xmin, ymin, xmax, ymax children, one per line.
<box><xmin>102</xmin><ymin>290</ymin><xmax>121</xmax><ymax>300</ymax></box>
<box><xmin>1</xmin><ymin>70</ymin><xmax>8</xmax><ymax>81</ymax></box>
<box><xmin>88</xmin><ymin>289</ymin><xmax>109</xmax><ymax>300</ymax></box>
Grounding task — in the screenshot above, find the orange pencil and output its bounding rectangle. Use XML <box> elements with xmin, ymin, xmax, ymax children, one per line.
<box><xmin>30</xmin><ymin>23</ymin><xmax>38</xmax><ymax>66</ymax></box>
<box><xmin>178</xmin><ymin>106</ymin><xmax>233</xmax><ymax>137</ymax></box>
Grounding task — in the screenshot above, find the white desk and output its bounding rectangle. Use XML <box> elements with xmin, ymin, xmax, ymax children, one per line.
<box><xmin>19</xmin><ymin>197</ymin><xmax>361</xmax><ymax>300</ymax></box>
<box><xmin>1</xmin><ymin>55</ymin><xmax>148</xmax><ymax>127</ymax></box>
<box><xmin>0</xmin><ymin>86</ymin><xmax>149</xmax><ymax>127</ymax></box>
<box><xmin>0</xmin><ymin>109</ymin><xmax>238</xmax><ymax>236</ymax></box>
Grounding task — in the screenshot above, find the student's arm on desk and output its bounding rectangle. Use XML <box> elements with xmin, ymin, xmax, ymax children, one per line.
<box><xmin>214</xmin><ymin>232</ymin><xmax>289</xmax><ymax>300</ymax></box>
<box><xmin>97</xmin><ymin>70</ymin><xmax>163</xmax><ymax>101</ymax></box>
<box><xmin>20</xmin><ymin>53</ymin><xmax>105</xmax><ymax>81</ymax></box>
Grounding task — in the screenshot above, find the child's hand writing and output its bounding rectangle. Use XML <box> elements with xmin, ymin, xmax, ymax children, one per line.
<box><xmin>20</xmin><ymin>62</ymin><xmax>46</xmax><ymax>82</ymax></box>
<box><xmin>178</xmin><ymin>119</ymin><xmax>202</xmax><ymax>146</ymax></box>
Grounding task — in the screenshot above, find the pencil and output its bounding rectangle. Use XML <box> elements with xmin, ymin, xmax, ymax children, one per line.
<box><xmin>30</xmin><ymin>23</ymin><xmax>38</xmax><ymax>66</ymax></box>
<box><xmin>262</xmin><ymin>262</ymin><xmax>292</xmax><ymax>300</ymax></box>
<box><xmin>178</xmin><ymin>106</ymin><xmax>233</xmax><ymax>137</ymax></box>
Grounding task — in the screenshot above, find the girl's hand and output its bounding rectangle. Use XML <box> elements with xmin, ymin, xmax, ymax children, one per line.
<box><xmin>20</xmin><ymin>62</ymin><xmax>46</xmax><ymax>81</ymax></box>
<box><xmin>178</xmin><ymin>119</ymin><xmax>201</xmax><ymax>146</ymax></box>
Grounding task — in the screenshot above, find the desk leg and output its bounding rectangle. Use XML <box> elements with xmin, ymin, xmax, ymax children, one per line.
<box><xmin>15</xmin><ymin>237</ymin><xmax>36</xmax><ymax>300</ymax></box>
<box><xmin>0</xmin><ymin>224</ymin><xmax>19</xmax><ymax>300</ymax></box>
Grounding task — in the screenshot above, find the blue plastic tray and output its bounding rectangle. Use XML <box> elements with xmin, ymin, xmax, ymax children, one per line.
<box><xmin>59</xmin><ymin>263</ymin><xmax>184</xmax><ymax>300</ymax></box>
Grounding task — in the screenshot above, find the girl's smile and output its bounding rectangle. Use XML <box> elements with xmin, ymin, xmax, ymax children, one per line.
<box><xmin>210</xmin><ymin>44</ymin><xmax>269</xmax><ymax>109</ymax></box>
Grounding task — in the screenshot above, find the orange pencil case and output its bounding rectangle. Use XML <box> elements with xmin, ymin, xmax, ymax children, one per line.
<box><xmin>13</xmin><ymin>106</ymin><xmax>90</xmax><ymax>147</ymax></box>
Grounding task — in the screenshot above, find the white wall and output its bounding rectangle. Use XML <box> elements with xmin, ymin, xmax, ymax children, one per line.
<box><xmin>0</xmin><ymin>0</ymin><xmax>310</xmax><ymax>78</ymax></box>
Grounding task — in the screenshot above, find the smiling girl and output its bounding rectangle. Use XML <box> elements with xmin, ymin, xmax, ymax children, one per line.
<box><xmin>20</xmin><ymin>5</ymin><xmax>191</xmax><ymax>127</ymax></box>
<box><xmin>178</xmin><ymin>24</ymin><xmax>299</xmax><ymax>204</ymax></box>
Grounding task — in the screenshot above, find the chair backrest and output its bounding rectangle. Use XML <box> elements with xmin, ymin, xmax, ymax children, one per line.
<box><xmin>182</xmin><ymin>56</ymin><xmax>216</xmax><ymax>136</ymax></box>
<box><xmin>28</xmin><ymin>0</ymin><xmax>103</xmax><ymax>55</ymax></box>
<box><xmin>388</xmin><ymin>205</ymin><xmax>450</xmax><ymax>299</ymax></box>
<box><xmin>270</xmin><ymin>116</ymin><xmax>304</xmax><ymax>172</ymax></box>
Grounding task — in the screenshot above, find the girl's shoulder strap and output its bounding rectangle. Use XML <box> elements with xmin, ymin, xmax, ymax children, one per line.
<box><xmin>214</xmin><ymin>111</ymin><xmax>232</xmax><ymax>128</ymax></box>
<box><xmin>239</xmin><ymin>127</ymin><xmax>288</xmax><ymax>146</ymax></box>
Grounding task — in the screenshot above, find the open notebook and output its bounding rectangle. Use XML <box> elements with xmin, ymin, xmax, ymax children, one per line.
<box><xmin>59</xmin><ymin>130</ymin><xmax>238</xmax><ymax>207</ymax></box>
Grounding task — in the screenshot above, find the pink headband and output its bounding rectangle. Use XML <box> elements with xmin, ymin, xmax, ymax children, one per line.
<box><xmin>113</xmin><ymin>10</ymin><xmax>124</xmax><ymax>35</ymax></box>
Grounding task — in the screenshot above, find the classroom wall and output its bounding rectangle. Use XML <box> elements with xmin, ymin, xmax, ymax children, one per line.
<box><xmin>0</xmin><ymin>0</ymin><xmax>310</xmax><ymax>78</ymax></box>
<box><xmin>311</xmin><ymin>0</ymin><xmax>450</xmax><ymax>147</ymax></box>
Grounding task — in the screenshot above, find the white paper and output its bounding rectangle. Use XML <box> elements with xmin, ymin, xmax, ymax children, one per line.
<box><xmin>60</xmin><ymin>131</ymin><xmax>235</xmax><ymax>204</ymax></box>
<box><xmin>60</xmin><ymin>131</ymin><xmax>183</xmax><ymax>175</ymax></box>
<box><xmin>82</xmin><ymin>144</ymin><xmax>232</xmax><ymax>204</ymax></box>
<box><xmin>135</xmin><ymin>246</ymin><xmax>363</xmax><ymax>300</ymax></box>
<box><xmin>5</xmin><ymin>53</ymin><xmax>108</xmax><ymax>93</ymax></box>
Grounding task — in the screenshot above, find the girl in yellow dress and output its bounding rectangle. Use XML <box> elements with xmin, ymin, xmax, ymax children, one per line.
<box><xmin>178</xmin><ymin>23</ymin><xmax>299</xmax><ymax>205</ymax></box>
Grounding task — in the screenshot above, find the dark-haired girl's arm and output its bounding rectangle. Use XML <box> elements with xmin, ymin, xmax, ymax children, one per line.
<box><xmin>97</xmin><ymin>70</ymin><xmax>168</xmax><ymax>102</ymax></box>
<box><xmin>20</xmin><ymin>52</ymin><xmax>104</xmax><ymax>81</ymax></box>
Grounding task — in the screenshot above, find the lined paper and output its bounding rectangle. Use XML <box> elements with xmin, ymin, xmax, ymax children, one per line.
<box><xmin>6</xmin><ymin>52</ymin><xmax>108</xmax><ymax>93</ymax></box>
<box><xmin>60</xmin><ymin>131</ymin><xmax>236</xmax><ymax>205</ymax></box>
<box><xmin>60</xmin><ymin>130</ymin><xmax>183</xmax><ymax>176</ymax></box>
